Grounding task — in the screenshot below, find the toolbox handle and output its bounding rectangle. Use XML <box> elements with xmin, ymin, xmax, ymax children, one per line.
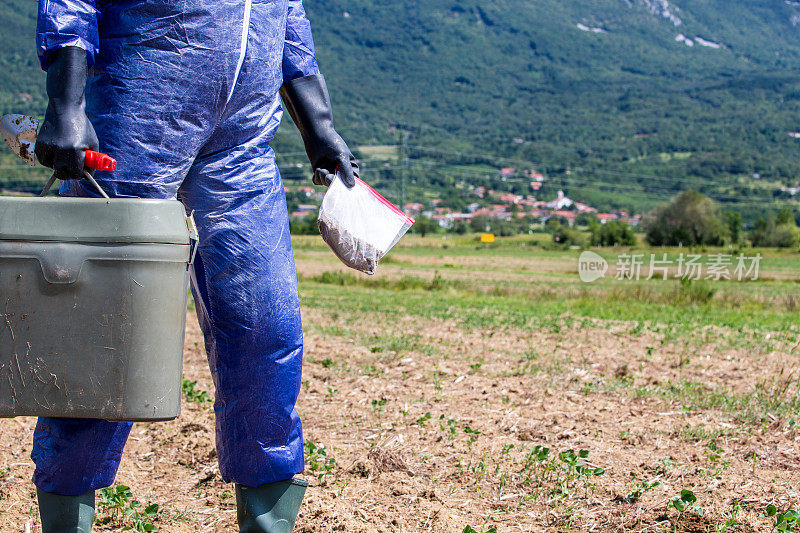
<box><xmin>40</xmin><ymin>170</ymin><xmax>110</xmax><ymax>199</ymax></box>
<box><xmin>39</xmin><ymin>149</ymin><xmax>116</xmax><ymax>198</ymax></box>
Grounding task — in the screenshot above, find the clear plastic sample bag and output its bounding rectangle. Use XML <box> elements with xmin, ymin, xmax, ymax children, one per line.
<box><xmin>318</xmin><ymin>176</ymin><xmax>414</xmax><ymax>275</ymax></box>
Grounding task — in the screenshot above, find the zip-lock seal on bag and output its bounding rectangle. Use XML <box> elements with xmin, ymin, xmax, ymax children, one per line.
<box><xmin>318</xmin><ymin>173</ymin><xmax>414</xmax><ymax>275</ymax></box>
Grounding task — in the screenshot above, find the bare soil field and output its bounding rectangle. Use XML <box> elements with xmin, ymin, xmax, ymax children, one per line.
<box><xmin>2</xmin><ymin>236</ymin><xmax>800</xmax><ymax>532</ymax></box>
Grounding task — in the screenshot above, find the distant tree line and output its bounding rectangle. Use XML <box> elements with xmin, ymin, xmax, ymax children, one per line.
<box><xmin>645</xmin><ymin>190</ymin><xmax>799</xmax><ymax>248</ymax></box>
<box><xmin>543</xmin><ymin>218</ymin><xmax>637</xmax><ymax>248</ymax></box>
<box><xmin>588</xmin><ymin>219</ymin><xmax>637</xmax><ymax>247</ymax></box>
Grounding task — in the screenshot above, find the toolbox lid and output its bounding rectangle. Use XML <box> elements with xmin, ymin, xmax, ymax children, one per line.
<box><xmin>0</xmin><ymin>197</ymin><xmax>191</xmax><ymax>244</ymax></box>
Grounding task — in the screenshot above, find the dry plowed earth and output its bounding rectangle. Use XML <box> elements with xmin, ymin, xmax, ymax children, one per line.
<box><xmin>2</xmin><ymin>238</ymin><xmax>800</xmax><ymax>532</ymax></box>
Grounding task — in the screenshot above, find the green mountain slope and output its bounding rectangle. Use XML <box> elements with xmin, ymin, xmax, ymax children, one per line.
<box><xmin>0</xmin><ymin>0</ymin><xmax>42</xmax><ymax>111</ymax></box>
<box><xmin>301</xmin><ymin>0</ymin><xmax>800</xmax><ymax>219</ymax></box>
<box><xmin>2</xmin><ymin>0</ymin><xmax>800</xmax><ymax>220</ymax></box>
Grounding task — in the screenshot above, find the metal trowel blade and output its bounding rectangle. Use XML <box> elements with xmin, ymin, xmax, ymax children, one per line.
<box><xmin>1</xmin><ymin>114</ymin><xmax>38</xmax><ymax>166</ymax></box>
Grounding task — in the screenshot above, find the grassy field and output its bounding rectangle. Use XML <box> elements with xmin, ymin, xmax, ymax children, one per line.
<box><xmin>2</xmin><ymin>234</ymin><xmax>800</xmax><ymax>532</ymax></box>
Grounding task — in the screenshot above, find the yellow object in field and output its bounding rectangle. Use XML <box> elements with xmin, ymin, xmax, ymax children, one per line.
<box><xmin>480</xmin><ymin>233</ymin><xmax>495</xmax><ymax>243</ymax></box>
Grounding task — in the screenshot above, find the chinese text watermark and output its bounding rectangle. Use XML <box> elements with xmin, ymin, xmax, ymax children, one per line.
<box><xmin>578</xmin><ymin>251</ymin><xmax>761</xmax><ymax>283</ymax></box>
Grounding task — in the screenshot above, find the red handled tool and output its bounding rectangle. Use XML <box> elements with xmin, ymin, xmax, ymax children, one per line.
<box><xmin>1</xmin><ymin>113</ymin><xmax>117</xmax><ymax>197</ymax></box>
<box><xmin>83</xmin><ymin>150</ymin><xmax>117</xmax><ymax>172</ymax></box>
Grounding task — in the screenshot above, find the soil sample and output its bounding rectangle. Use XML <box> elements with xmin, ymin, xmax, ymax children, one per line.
<box><xmin>318</xmin><ymin>218</ymin><xmax>382</xmax><ymax>275</ymax></box>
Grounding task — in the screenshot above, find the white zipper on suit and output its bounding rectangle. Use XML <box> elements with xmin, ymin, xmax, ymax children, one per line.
<box><xmin>227</xmin><ymin>0</ymin><xmax>253</xmax><ymax>104</ymax></box>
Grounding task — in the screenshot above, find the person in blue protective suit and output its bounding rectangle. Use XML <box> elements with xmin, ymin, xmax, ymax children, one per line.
<box><xmin>32</xmin><ymin>1</ymin><xmax>358</xmax><ymax>531</ymax></box>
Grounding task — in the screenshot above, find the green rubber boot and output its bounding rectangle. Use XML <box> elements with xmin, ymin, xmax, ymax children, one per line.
<box><xmin>36</xmin><ymin>488</ymin><xmax>95</xmax><ymax>533</ymax></box>
<box><xmin>235</xmin><ymin>478</ymin><xmax>308</xmax><ymax>533</ymax></box>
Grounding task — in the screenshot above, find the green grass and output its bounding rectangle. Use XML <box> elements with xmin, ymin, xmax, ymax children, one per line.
<box><xmin>305</xmin><ymin>321</ymin><xmax>438</xmax><ymax>359</ymax></box>
<box><xmin>181</xmin><ymin>378</ymin><xmax>212</xmax><ymax>404</ymax></box>
<box><xmin>297</xmin><ymin>235</ymin><xmax>800</xmax><ymax>336</ymax></box>
<box><xmin>301</xmin><ymin>277</ymin><xmax>799</xmax><ymax>334</ymax></box>
<box><xmin>644</xmin><ymin>376</ymin><xmax>800</xmax><ymax>425</ymax></box>
<box><xmin>307</xmin><ymin>270</ymin><xmax>463</xmax><ymax>292</ymax></box>
<box><xmin>582</xmin><ymin>370</ymin><xmax>800</xmax><ymax>426</ymax></box>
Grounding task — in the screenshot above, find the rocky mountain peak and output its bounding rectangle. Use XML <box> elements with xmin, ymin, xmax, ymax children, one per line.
<box><xmin>626</xmin><ymin>0</ymin><xmax>683</xmax><ymax>26</ymax></box>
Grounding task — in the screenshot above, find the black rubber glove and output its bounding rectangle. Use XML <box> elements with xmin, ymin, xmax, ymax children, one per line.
<box><xmin>35</xmin><ymin>46</ymin><xmax>99</xmax><ymax>180</ymax></box>
<box><xmin>280</xmin><ymin>74</ymin><xmax>358</xmax><ymax>188</ymax></box>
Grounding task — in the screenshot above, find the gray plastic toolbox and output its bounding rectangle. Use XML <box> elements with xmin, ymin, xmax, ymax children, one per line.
<box><xmin>0</xmin><ymin>196</ymin><xmax>192</xmax><ymax>421</ymax></box>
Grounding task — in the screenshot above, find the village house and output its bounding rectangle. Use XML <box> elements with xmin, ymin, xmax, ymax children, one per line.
<box><xmin>546</xmin><ymin>190</ymin><xmax>574</xmax><ymax>210</ymax></box>
<box><xmin>596</xmin><ymin>213</ymin><xmax>619</xmax><ymax>224</ymax></box>
<box><xmin>574</xmin><ymin>202</ymin><xmax>597</xmax><ymax>213</ymax></box>
<box><xmin>499</xmin><ymin>168</ymin><xmax>516</xmax><ymax>178</ymax></box>
<box><xmin>471</xmin><ymin>186</ymin><xmax>486</xmax><ymax>198</ymax></box>
<box><xmin>551</xmin><ymin>210</ymin><xmax>578</xmax><ymax>226</ymax></box>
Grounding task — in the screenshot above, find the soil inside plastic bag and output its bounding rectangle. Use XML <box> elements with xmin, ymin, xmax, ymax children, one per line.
<box><xmin>318</xmin><ymin>218</ymin><xmax>383</xmax><ymax>275</ymax></box>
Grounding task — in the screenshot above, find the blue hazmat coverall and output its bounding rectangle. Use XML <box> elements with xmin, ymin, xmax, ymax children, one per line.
<box><xmin>31</xmin><ymin>0</ymin><xmax>319</xmax><ymax>495</ymax></box>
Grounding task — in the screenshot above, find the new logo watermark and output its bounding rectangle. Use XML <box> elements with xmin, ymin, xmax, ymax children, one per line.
<box><xmin>578</xmin><ymin>252</ymin><xmax>761</xmax><ymax>282</ymax></box>
<box><xmin>578</xmin><ymin>251</ymin><xmax>609</xmax><ymax>283</ymax></box>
